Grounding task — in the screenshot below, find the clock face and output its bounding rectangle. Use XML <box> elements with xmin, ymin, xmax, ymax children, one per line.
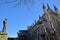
<box><xmin>0</xmin><ymin>35</ymin><xmax>4</xmax><ymax>40</ymax></box>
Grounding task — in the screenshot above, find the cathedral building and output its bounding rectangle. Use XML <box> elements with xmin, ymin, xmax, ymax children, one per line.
<box><xmin>18</xmin><ymin>4</ymin><xmax>60</xmax><ymax>40</ymax></box>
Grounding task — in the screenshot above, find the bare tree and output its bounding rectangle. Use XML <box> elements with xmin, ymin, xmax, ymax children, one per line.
<box><xmin>0</xmin><ymin>0</ymin><xmax>36</xmax><ymax>6</ymax></box>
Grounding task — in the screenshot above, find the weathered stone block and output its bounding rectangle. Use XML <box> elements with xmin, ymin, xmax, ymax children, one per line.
<box><xmin>0</xmin><ymin>32</ymin><xmax>8</xmax><ymax>40</ymax></box>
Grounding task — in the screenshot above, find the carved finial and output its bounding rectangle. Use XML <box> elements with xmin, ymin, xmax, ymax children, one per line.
<box><xmin>47</xmin><ymin>4</ymin><xmax>50</xmax><ymax>10</ymax></box>
<box><xmin>34</xmin><ymin>20</ymin><xmax>36</xmax><ymax>24</ymax></box>
<box><xmin>47</xmin><ymin>4</ymin><xmax>54</xmax><ymax>13</ymax></box>
<box><xmin>54</xmin><ymin>5</ymin><xmax>58</xmax><ymax>11</ymax></box>
<box><xmin>42</xmin><ymin>3</ymin><xmax>46</xmax><ymax>12</ymax></box>
<box><xmin>39</xmin><ymin>15</ymin><xmax>41</xmax><ymax>19</ymax></box>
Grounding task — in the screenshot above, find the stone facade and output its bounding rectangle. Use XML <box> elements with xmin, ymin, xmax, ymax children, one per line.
<box><xmin>27</xmin><ymin>4</ymin><xmax>60</xmax><ymax>40</ymax></box>
<box><xmin>18</xmin><ymin>4</ymin><xmax>60</xmax><ymax>40</ymax></box>
<box><xmin>18</xmin><ymin>30</ymin><xmax>28</xmax><ymax>40</ymax></box>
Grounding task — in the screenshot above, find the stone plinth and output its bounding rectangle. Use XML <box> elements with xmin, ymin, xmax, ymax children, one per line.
<box><xmin>0</xmin><ymin>32</ymin><xmax>8</xmax><ymax>40</ymax></box>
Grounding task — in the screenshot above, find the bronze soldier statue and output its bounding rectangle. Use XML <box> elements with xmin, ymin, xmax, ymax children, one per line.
<box><xmin>2</xmin><ymin>19</ymin><xmax>7</xmax><ymax>32</ymax></box>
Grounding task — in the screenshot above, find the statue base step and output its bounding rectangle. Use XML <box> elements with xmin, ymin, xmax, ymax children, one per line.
<box><xmin>0</xmin><ymin>32</ymin><xmax>8</xmax><ymax>40</ymax></box>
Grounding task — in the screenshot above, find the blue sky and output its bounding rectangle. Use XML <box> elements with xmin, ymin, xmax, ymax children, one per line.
<box><xmin>0</xmin><ymin>0</ymin><xmax>60</xmax><ymax>37</ymax></box>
